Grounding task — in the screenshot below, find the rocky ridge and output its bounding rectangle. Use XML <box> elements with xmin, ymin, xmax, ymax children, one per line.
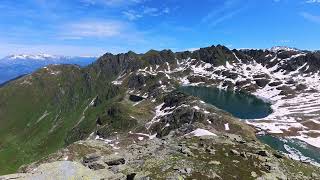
<box><xmin>0</xmin><ymin>45</ymin><xmax>320</xmax><ymax>178</ymax></box>
<box><xmin>110</xmin><ymin>45</ymin><xmax>320</xmax><ymax>148</ymax></box>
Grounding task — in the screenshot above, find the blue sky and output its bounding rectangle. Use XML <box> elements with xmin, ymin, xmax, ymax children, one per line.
<box><xmin>0</xmin><ymin>0</ymin><xmax>319</xmax><ymax>57</ymax></box>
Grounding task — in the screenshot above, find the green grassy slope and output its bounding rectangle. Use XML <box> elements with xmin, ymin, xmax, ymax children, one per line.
<box><xmin>0</xmin><ymin>64</ymin><xmax>123</xmax><ymax>174</ymax></box>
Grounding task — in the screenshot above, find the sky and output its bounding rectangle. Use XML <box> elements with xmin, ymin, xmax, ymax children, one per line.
<box><xmin>0</xmin><ymin>0</ymin><xmax>319</xmax><ymax>57</ymax></box>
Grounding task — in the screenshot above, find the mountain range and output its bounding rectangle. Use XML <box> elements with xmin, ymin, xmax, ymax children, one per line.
<box><xmin>0</xmin><ymin>45</ymin><xmax>320</xmax><ymax>179</ymax></box>
<box><xmin>0</xmin><ymin>54</ymin><xmax>96</xmax><ymax>85</ymax></box>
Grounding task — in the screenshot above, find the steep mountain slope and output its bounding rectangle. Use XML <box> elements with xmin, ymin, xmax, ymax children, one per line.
<box><xmin>0</xmin><ymin>64</ymin><xmax>121</xmax><ymax>173</ymax></box>
<box><xmin>0</xmin><ymin>51</ymin><xmax>171</xmax><ymax>174</ymax></box>
<box><xmin>0</xmin><ymin>54</ymin><xmax>96</xmax><ymax>84</ymax></box>
<box><xmin>0</xmin><ymin>45</ymin><xmax>320</xmax><ymax>178</ymax></box>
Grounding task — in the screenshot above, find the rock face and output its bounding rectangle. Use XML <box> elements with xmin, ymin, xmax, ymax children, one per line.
<box><xmin>0</xmin><ymin>45</ymin><xmax>320</xmax><ymax>178</ymax></box>
<box><xmin>129</xmin><ymin>95</ymin><xmax>144</xmax><ymax>102</ymax></box>
<box><xmin>104</xmin><ymin>155</ymin><xmax>126</xmax><ymax>166</ymax></box>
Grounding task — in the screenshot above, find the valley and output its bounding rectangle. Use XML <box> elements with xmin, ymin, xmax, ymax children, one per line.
<box><xmin>0</xmin><ymin>45</ymin><xmax>320</xmax><ymax>179</ymax></box>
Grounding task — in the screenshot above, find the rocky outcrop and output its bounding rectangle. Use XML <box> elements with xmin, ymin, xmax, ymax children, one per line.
<box><xmin>129</xmin><ymin>95</ymin><xmax>144</xmax><ymax>102</ymax></box>
<box><xmin>4</xmin><ymin>131</ymin><xmax>319</xmax><ymax>180</ymax></box>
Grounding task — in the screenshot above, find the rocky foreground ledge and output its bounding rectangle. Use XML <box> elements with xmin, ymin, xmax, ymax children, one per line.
<box><xmin>1</xmin><ymin>92</ymin><xmax>320</xmax><ymax>180</ymax></box>
<box><xmin>1</xmin><ymin>134</ymin><xmax>319</xmax><ymax>180</ymax></box>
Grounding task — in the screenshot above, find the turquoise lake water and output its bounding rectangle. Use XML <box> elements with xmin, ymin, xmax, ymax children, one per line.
<box><xmin>178</xmin><ymin>86</ymin><xmax>272</xmax><ymax>119</ymax></box>
<box><xmin>258</xmin><ymin>135</ymin><xmax>320</xmax><ymax>165</ymax></box>
<box><xmin>178</xmin><ymin>86</ymin><xmax>320</xmax><ymax>165</ymax></box>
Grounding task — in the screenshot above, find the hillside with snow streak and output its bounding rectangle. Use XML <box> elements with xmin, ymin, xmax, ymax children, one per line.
<box><xmin>111</xmin><ymin>46</ymin><xmax>320</xmax><ymax>149</ymax></box>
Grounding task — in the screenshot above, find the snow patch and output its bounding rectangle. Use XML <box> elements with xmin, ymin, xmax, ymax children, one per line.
<box><xmin>36</xmin><ymin>111</ymin><xmax>50</xmax><ymax>124</ymax></box>
<box><xmin>224</xmin><ymin>123</ymin><xmax>230</xmax><ymax>131</ymax></box>
<box><xmin>129</xmin><ymin>131</ymin><xmax>157</xmax><ymax>140</ymax></box>
<box><xmin>95</xmin><ymin>135</ymin><xmax>120</xmax><ymax>149</ymax></box>
<box><xmin>187</xmin><ymin>128</ymin><xmax>216</xmax><ymax>137</ymax></box>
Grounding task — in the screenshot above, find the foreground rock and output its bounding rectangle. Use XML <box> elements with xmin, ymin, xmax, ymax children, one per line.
<box><xmin>3</xmin><ymin>133</ymin><xmax>320</xmax><ymax>180</ymax></box>
<box><xmin>0</xmin><ymin>161</ymin><xmax>114</xmax><ymax>180</ymax></box>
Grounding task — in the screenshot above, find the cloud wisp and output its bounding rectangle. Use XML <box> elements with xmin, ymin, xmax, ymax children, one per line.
<box><xmin>0</xmin><ymin>42</ymin><xmax>109</xmax><ymax>57</ymax></box>
<box><xmin>201</xmin><ymin>0</ymin><xmax>247</xmax><ymax>27</ymax></box>
<box><xmin>300</xmin><ymin>12</ymin><xmax>320</xmax><ymax>24</ymax></box>
<box><xmin>81</xmin><ymin>0</ymin><xmax>144</xmax><ymax>7</ymax></box>
<box><xmin>59</xmin><ymin>19</ymin><xmax>148</xmax><ymax>44</ymax></box>
<box><xmin>306</xmin><ymin>0</ymin><xmax>320</xmax><ymax>3</ymax></box>
<box><xmin>63</xmin><ymin>20</ymin><xmax>125</xmax><ymax>39</ymax></box>
<box><xmin>122</xmin><ymin>6</ymin><xmax>170</xmax><ymax>21</ymax></box>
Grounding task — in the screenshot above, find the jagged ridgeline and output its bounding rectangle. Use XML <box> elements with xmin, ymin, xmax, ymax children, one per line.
<box><xmin>0</xmin><ymin>45</ymin><xmax>237</xmax><ymax>174</ymax></box>
<box><xmin>0</xmin><ymin>45</ymin><xmax>319</xmax><ymax>175</ymax></box>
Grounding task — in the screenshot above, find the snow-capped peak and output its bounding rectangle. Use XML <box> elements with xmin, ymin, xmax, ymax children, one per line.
<box><xmin>269</xmin><ymin>46</ymin><xmax>299</xmax><ymax>53</ymax></box>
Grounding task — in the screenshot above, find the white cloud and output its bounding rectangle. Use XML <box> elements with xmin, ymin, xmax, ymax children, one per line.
<box><xmin>62</xmin><ymin>20</ymin><xmax>127</xmax><ymax>39</ymax></box>
<box><xmin>81</xmin><ymin>0</ymin><xmax>144</xmax><ymax>7</ymax></box>
<box><xmin>163</xmin><ymin>7</ymin><xmax>170</xmax><ymax>14</ymax></box>
<box><xmin>306</xmin><ymin>0</ymin><xmax>320</xmax><ymax>3</ymax></box>
<box><xmin>300</xmin><ymin>12</ymin><xmax>320</xmax><ymax>24</ymax></box>
<box><xmin>276</xmin><ymin>40</ymin><xmax>292</xmax><ymax>43</ymax></box>
<box><xmin>123</xmin><ymin>6</ymin><xmax>170</xmax><ymax>21</ymax></box>
<box><xmin>211</xmin><ymin>8</ymin><xmax>243</xmax><ymax>27</ymax></box>
<box><xmin>0</xmin><ymin>42</ymin><xmax>109</xmax><ymax>57</ymax></box>
<box><xmin>201</xmin><ymin>0</ymin><xmax>247</xmax><ymax>27</ymax></box>
<box><xmin>59</xmin><ymin>19</ymin><xmax>149</xmax><ymax>46</ymax></box>
<box><xmin>143</xmin><ymin>7</ymin><xmax>158</xmax><ymax>15</ymax></box>
<box><xmin>122</xmin><ymin>10</ymin><xmax>143</xmax><ymax>20</ymax></box>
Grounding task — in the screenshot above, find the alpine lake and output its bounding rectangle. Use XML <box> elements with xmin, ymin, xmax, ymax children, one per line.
<box><xmin>178</xmin><ymin>86</ymin><xmax>320</xmax><ymax>166</ymax></box>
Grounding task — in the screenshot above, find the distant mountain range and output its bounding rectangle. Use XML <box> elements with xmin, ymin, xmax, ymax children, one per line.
<box><xmin>0</xmin><ymin>54</ymin><xmax>97</xmax><ymax>84</ymax></box>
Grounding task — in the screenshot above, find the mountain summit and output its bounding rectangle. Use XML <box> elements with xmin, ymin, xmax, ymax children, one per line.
<box><xmin>269</xmin><ymin>46</ymin><xmax>300</xmax><ymax>53</ymax></box>
<box><xmin>0</xmin><ymin>45</ymin><xmax>319</xmax><ymax>179</ymax></box>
